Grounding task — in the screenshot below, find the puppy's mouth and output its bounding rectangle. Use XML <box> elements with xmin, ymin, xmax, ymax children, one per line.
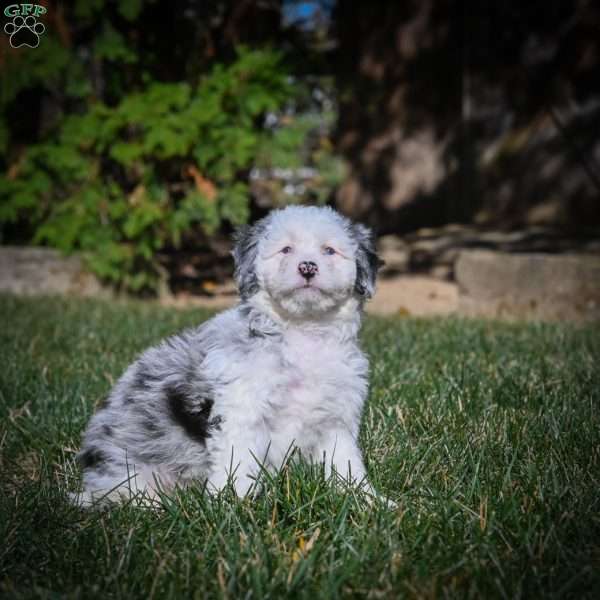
<box><xmin>285</xmin><ymin>282</ymin><xmax>325</xmax><ymax>296</ymax></box>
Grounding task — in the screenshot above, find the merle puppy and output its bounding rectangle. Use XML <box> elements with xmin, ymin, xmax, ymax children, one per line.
<box><xmin>74</xmin><ymin>205</ymin><xmax>383</xmax><ymax>506</ymax></box>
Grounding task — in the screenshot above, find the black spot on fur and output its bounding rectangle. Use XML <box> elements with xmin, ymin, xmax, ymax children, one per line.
<box><xmin>102</xmin><ymin>424</ymin><xmax>113</xmax><ymax>437</ymax></box>
<box><xmin>133</xmin><ymin>366</ymin><xmax>162</xmax><ymax>391</ymax></box>
<box><xmin>166</xmin><ymin>387</ymin><xmax>216</xmax><ymax>445</ymax></box>
<box><xmin>78</xmin><ymin>447</ymin><xmax>108</xmax><ymax>472</ymax></box>
<box><xmin>209</xmin><ymin>415</ymin><xmax>223</xmax><ymax>430</ymax></box>
<box><xmin>140</xmin><ymin>416</ymin><xmax>164</xmax><ymax>439</ymax></box>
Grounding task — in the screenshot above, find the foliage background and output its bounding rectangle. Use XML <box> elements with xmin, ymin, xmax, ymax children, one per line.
<box><xmin>1</xmin><ymin>0</ymin><xmax>599</xmax><ymax>293</ymax></box>
<box><xmin>0</xmin><ymin>0</ymin><xmax>343</xmax><ymax>292</ymax></box>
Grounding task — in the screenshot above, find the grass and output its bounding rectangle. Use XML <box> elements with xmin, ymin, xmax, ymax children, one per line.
<box><xmin>1</xmin><ymin>295</ymin><xmax>599</xmax><ymax>599</ymax></box>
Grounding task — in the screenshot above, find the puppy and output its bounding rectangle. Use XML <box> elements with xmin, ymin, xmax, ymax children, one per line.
<box><xmin>74</xmin><ymin>205</ymin><xmax>382</xmax><ymax>506</ymax></box>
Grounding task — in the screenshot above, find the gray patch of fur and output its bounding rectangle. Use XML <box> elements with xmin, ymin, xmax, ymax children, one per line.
<box><xmin>232</xmin><ymin>215</ymin><xmax>271</xmax><ymax>300</ymax></box>
<box><xmin>350</xmin><ymin>223</ymin><xmax>382</xmax><ymax>299</ymax></box>
<box><xmin>77</xmin><ymin>322</ymin><xmax>224</xmax><ymax>497</ymax></box>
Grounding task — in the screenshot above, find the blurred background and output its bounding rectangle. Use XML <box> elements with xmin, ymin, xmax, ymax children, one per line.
<box><xmin>1</xmin><ymin>0</ymin><xmax>599</xmax><ymax>319</ymax></box>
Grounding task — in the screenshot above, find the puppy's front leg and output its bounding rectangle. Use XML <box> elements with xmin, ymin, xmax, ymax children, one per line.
<box><xmin>206</xmin><ymin>426</ymin><xmax>268</xmax><ymax>497</ymax></box>
<box><xmin>313</xmin><ymin>429</ymin><xmax>370</xmax><ymax>488</ymax></box>
<box><xmin>312</xmin><ymin>430</ymin><xmax>395</xmax><ymax>507</ymax></box>
<box><xmin>206</xmin><ymin>457</ymin><xmax>256</xmax><ymax>496</ymax></box>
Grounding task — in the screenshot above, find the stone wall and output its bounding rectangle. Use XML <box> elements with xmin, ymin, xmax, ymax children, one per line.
<box><xmin>0</xmin><ymin>246</ymin><xmax>111</xmax><ymax>298</ymax></box>
<box><xmin>455</xmin><ymin>251</ymin><xmax>600</xmax><ymax>322</ymax></box>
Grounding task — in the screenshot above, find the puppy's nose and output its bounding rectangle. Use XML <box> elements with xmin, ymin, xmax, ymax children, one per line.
<box><xmin>298</xmin><ymin>261</ymin><xmax>318</xmax><ymax>280</ymax></box>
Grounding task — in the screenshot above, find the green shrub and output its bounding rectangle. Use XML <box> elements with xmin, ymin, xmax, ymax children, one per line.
<box><xmin>1</xmin><ymin>0</ymin><xmax>346</xmax><ymax>294</ymax></box>
<box><xmin>1</xmin><ymin>48</ymin><xmax>293</xmax><ymax>292</ymax></box>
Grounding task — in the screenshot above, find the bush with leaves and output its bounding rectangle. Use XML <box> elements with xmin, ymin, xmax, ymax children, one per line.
<box><xmin>1</xmin><ymin>0</ymin><xmax>347</xmax><ymax>294</ymax></box>
<box><xmin>1</xmin><ymin>48</ymin><xmax>293</xmax><ymax>292</ymax></box>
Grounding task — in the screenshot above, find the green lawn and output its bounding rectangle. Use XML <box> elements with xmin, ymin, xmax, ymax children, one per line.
<box><xmin>1</xmin><ymin>295</ymin><xmax>599</xmax><ymax>598</ymax></box>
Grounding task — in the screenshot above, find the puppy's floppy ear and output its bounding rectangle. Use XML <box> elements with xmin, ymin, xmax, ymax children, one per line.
<box><xmin>351</xmin><ymin>223</ymin><xmax>383</xmax><ymax>300</ymax></box>
<box><xmin>232</xmin><ymin>217</ymin><xmax>269</xmax><ymax>300</ymax></box>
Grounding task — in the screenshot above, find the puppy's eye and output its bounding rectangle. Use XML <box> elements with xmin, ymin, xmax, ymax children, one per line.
<box><xmin>323</xmin><ymin>246</ymin><xmax>336</xmax><ymax>256</ymax></box>
<box><xmin>281</xmin><ymin>246</ymin><xmax>293</xmax><ymax>254</ymax></box>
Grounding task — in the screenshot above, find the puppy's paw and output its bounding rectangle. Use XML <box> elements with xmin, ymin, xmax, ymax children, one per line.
<box><xmin>359</xmin><ymin>482</ymin><xmax>398</xmax><ymax>510</ymax></box>
<box><xmin>68</xmin><ymin>490</ymin><xmax>99</xmax><ymax>509</ymax></box>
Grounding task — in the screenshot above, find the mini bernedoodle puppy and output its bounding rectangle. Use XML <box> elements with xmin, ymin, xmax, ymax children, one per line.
<box><xmin>74</xmin><ymin>205</ymin><xmax>385</xmax><ymax>506</ymax></box>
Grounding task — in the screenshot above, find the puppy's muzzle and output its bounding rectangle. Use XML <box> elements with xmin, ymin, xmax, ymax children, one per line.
<box><xmin>298</xmin><ymin>261</ymin><xmax>318</xmax><ymax>280</ymax></box>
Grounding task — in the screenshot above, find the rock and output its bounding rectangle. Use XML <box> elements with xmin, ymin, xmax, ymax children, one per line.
<box><xmin>367</xmin><ymin>275</ymin><xmax>458</xmax><ymax>317</ymax></box>
<box><xmin>0</xmin><ymin>246</ymin><xmax>112</xmax><ymax>298</ymax></box>
<box><xmin>377</xmin><ymin>235</ymin><xmax>410</xmax><ymax>274</ymax></box>
<box><xmin>456</xmin><ymin>250</ymin><xmax>600</xmax><ymax>321</ymax></box>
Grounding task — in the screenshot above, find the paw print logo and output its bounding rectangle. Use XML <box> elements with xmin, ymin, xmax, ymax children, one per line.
<box><xmin>4</xmin><ymin>15</ymin><xmax>45</xmax><ymax>48</ymax></box>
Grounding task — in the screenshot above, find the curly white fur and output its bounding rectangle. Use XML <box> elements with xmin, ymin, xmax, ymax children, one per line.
<box><xmin>74</xmin><ymin>205</ymin><xmax>382</xmax><ymax>506</ymax></box>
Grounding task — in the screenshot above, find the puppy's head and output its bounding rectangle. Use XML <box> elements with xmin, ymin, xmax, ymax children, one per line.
<box><xmin>233</xmin><ymin>206</ymin><xmax>380</xmax><ymax>318</ymax></box>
